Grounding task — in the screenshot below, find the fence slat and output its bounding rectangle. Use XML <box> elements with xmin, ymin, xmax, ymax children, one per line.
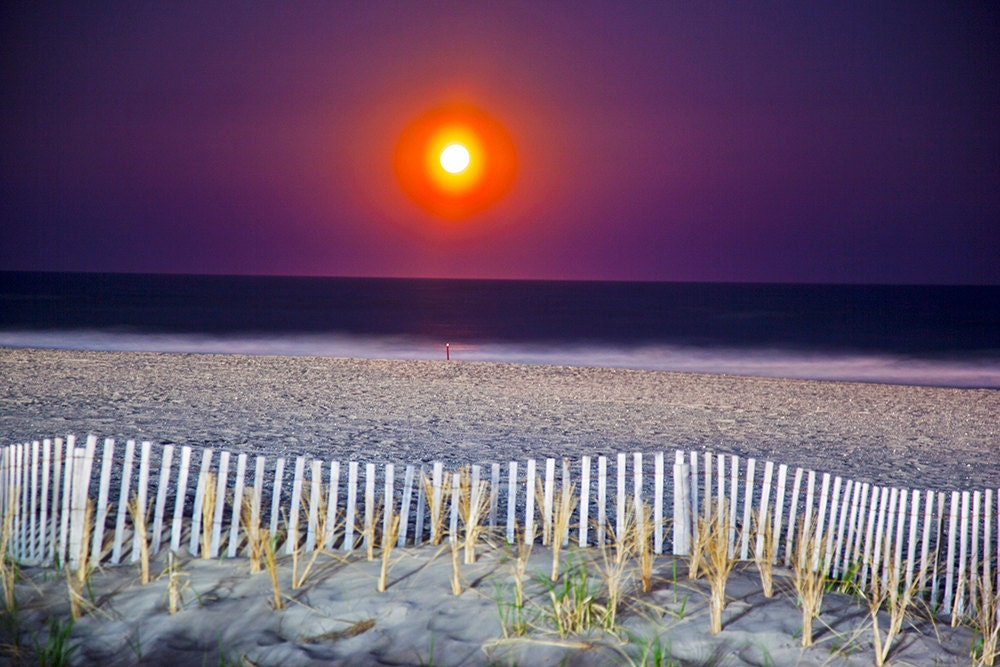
<box><xmin>654</xmin><ymin>452</ymin><xmax>664</xmax><ymax>554</ymax></box>
<box><xmin>415</xmin><ymin>465</ymin><xmax>427</xmax><ymax>545</ymax></box>
<box><xmin>543</xmin><ymin>458</ymin><xmax>555</xmax><ymax>545</ymax></box>
<box><xmin>325</xmin><ymin>461</ymin><xmax>340</xmax><ymax>550</ymax></box>
<box><xmin>170</xmin><ymin>446</ymin><xmax>192</xmax><ymax>553</ymax></box>
<box><xmin>672</xmin><ymin>452</ymin><xmax>690</xmax><ymax>555</ymax></box>
<box><xmin>188</xmin><ymin>448</ymin><xmax>214</xmax><ymax>557</ymax></box>
<box><xmin>227</xmin><ymin>453</ymin><xmax>247</xmax><ymax>558</ymax></box>
<box><xmin>525</xmin><ymin>459</ymin><xmax>536</xmax><ymax>544</ymax></box>
<box><xmin>305</xmin><ymin>459</ymin><xmax>322</xmax><ymax>552</ymax></box>
<box><xmin>784</xmin><ymin>467</ymin><xmax>803</xmax><ymax>566</ymax></box>
<box><xmin>58</xmin><ymin>437</ymin><xmax>75</xmax><ymax>565</ymax></box>
<box><xmin>132</xmin><ymin>441</ymin><xmax>153</xmax><ymax>563</ymax></box>
<box><xmin>150</xmin><ymin>444</ymin><xmax>174</xmax><ymax>556</ymax></box>
<box><xmin>505</xmin><ymin>461</ymin><xmax>517</xmax><ymax>544</ymax></box>
<box><xmin>813</xmin><ymin>472</ymin><xmax>830</xmax><ymax>570</ymax></box>
<box><xmin>955</xmin><ymin>490</ymin><xmax>971</xmax><ymax>617</ymax></box>
<box><xmin>448</xmin><ymin>471</ymin><xmax>460</xmax><ymax>543</ymax></box>
<box><xmin>616</xmin><ymin>453</ymin><xmax>627</xmax><ymax>546</ymax></box>
<box><xmin>727</xmin><ymin>455</ymin><xmax>739</xmax><ymax>557</ymax></box>
<box><xmin>344</xmin><ymin>461</ymin><xmax>358</xmax><ymax>551</ymax></box>
<box><xmin>269</xmin><ymin>458</ymin><xmax>285</xmax><ymax>536</ymax></box>
<box><xmin>39</xmin><ymin>440</ymin><xmax>51</xmax><ymax>563</ymax></box>
<box><xmin>28</xmin><ymin>441</ymin><xmax>39</xmax><ymax>562</ymax></box>
<box><xmin>91</xmin><ymin>439</ymin><xmax>115</xmax><ymax>563</ymax></box>
<box><xmin>893</xmin><ymin>489</ymin><xmax>908</xmax><ymax>583</ymax></box>
<box><xmin>904</xmin><ymin>489</ymin><xmax>920</xmax><ymax>591</ymax></box>
<box><xmin>489</xmin><ymin>463</ymin><xmax>500</xmax><ymax>532</ymax></box>
<box><xmin>252</xmin><ymin>456</ymin><xmax>266</xmax><ymax>547</ymax></box>
<box><xmin>579</xmin><ymin>456</ymin><xmax>591</xmax><ymax>547</ymax></box>
<box><xmin>399</xmin><ymin>464</ymin><xmax>414</xmax><ymax>547</ymax></box>
<box><xmin>208</xmin><ymin>451</ymin><xmax>230</xmax><ymax>558</ymax></box>
<box><xmin>285</xmin><ymin>457</ymin><xmax>305</xmax><ymax>555</ymax></box>
<box><xmin>597</xmin><ymin>456</ymin><xmax>607</xmax><ymax>546</ymax></box>
<box><xmin>383</xmin><ymin>463</ymin><xmax>395</xmax><ymax>547</ymax></box>
<box><xmin>824</xmin><ymin>476</ymin><xmax>842</xmax><ymax>572</ymax></box>
<box><xmin>112</xmin><ymin>440</ymin><xmax>137</xmax><ymax>564</ymax></box>
<box><xmin>832</xmin><ymin>478</ymin><xmax>853</xmax><ymax>577</ymax></box>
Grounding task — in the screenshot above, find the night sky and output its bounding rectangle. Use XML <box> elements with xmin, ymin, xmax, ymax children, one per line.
<box><xmin>3</xmin><ymin>2</ymin><xmax>998</xmax><ymax>284</ymax></box>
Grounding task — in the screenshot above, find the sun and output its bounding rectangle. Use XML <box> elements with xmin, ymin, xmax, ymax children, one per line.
<box><xmin>440</xmin><ymin>143</ymin><xmax>470</xmax><ymax>174</ymax></box>
<box><xmin>394</xmin><ymin>103</ymin><xmax>517</xmax><ymax>219</ymax></box>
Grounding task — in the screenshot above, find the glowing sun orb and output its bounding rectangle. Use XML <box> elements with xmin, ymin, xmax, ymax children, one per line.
<box><xmin>440</xmin><ymin>144</ymin><xmax>470</xmax><ymax>174</ymax></box>
<box><xmin>394</xmin><ymin>103</ymin><xmax>517</xmax><ymax>219</ymax></box>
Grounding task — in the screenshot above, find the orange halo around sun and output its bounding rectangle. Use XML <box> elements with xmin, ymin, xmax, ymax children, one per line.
<box><xmin>393</xmin><ymin>103</ymin><xmax>517</xmax><ymax>219</ymax></box>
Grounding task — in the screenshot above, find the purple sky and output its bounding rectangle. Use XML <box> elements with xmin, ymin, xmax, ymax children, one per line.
<box><xmin>2</xmin><ymin>2</ymin><xmax>998</xmax><ymax>283</ymax></box>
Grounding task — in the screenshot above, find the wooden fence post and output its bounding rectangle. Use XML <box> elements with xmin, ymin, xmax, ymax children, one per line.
<box><xmin>672</xmin><ymin>452</ymin><xmax>690</xmax><ymax>555</ymax></box>
<box><xmin>579</xmin><ymin>456</ymin><xmax>591</xmax><ymax>547</ymax></box>
<box><xmin>111</xmin><ymin>440</ymin><xmax>136</xmax><ymax>564</ymax></box>
<box><xmin>170</xmin><ymin>446</ymin><xmax>192</xmax><ymax>553</ymax></box>
<box><xmin>188</xmin><ymin>448</ymin><xmax>214</xmax><ymax>557</ymax></box>
<box><xmin>226</xmin><ymin>453</ymin><xmax>247</xmax><ymax>558</ymax></box>
<box><xmin>132</xmin><ymin>441</ymin><xmax>152</xmax><ymax>563</ymax></box>
<box><xmin>91</xmin><ymin>438</ymin><xmax>115</xmax><ymax>564</ymax></box>
<box><xmin>150</xmin><ymin>444</ymin><xmax>175</xmax><ymax>556</ymax></box>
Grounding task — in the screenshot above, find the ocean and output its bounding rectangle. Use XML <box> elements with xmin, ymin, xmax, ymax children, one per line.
<box><xmin>2</xmin><ymin>271</ymin><xmax>999</xmax><ymax>389</ymax></box>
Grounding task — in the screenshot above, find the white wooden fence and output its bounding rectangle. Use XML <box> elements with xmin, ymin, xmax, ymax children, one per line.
<box><xmin>1</xmin><ymin>436</ymin><xmax>997</xmax><ymax>620</ymax></box>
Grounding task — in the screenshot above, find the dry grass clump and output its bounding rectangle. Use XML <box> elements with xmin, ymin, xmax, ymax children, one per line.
<box><xmin>262</xmin><ymin>530</ymin><xmax>284</xmax><ymax>611</ymax></box>
<box><xmin>549</xmin><ymin>481</ymin><xmax>578</xmax><ymax>581</ymax></box>
<box><xmin>293</xmin><ymin>482</ymin><xmax>331</xmax><ymax>588</ymax></box>
<box><xmin>636</xmin><ymin>501</ymin><xmax>654</xmax><ymax>593</ymax></box>
<box><xmin>863</xmin><ymin>533</ymin><xmax>926</xmax><ymax>667</ymax></box>
<box><xmin>450</xmin><ymin>537</ymin><xmax>463</xmax><ymax>596</ymax></box>
<box><xmin>0</xmin><ymin>503</ymin><xmax>17</xmax><ymax>612</ymax></box>
<box><xmin>127</xmin><ymin>495</ymin><xmax>150</xmax><ymax>585</ymax></box>
<box><xmin>752</xmin><ymin>508</ymin><xmax>776</xmax><ymax>598</ymax></box>
<box><xmin>971</xmin><ymin>568</ymin><xmax>1000</xmax><ymax>666</ymax></box>
<box><xmin>699</xmin><ymin>501</ymin><xmax>734</xmax><ymax>635</ymax></box>
<box><xmin>242</xmin><ymin>493</ymin><xmax>266</xmax><ymax>574</ymax></box>
<box><xmin>689</xmin><ymin>507</ymin><xmax>706</xmax><ymax>580</ymax></box>
<box><xmin>502</xmin><ymin>541</ymin><xmax>531</xmax><ymax>637</ymax></box>
<box><xmin>459</xmin><ymin>470</ymin><xmax>491</xmax><ymax>565</ymax></box>
<box><xmin>422</xmin><ymin>471</ymin><xmax>450</xmax><ymax>546</ymax></box>
<box><xmin>377</xmin><ymin>508</ymin><xmax>401</xmax><ymax>593</ymax></box>
<box><xmin>163</xmin><ymin>551</ymin><xmax>192</xmax><ymax>615</ymax></box>
<box><xmin>791</xmin><ymin>521</ymin><xmax>827</xmax><ymax>647</ymax></box>
<box><xmin>67</xmin><ymin>500</ymin><xmax>95</xmax><ymax>620</ymax></box>
<box><xmin>200</xmin><ymin>472</ymin><xmax>217</xmax><ymax>559</ymax></box>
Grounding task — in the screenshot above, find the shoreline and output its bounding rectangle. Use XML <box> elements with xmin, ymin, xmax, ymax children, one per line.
<box><xmin>2</xmin><ymin>347</ymin><xmax>999</xmax><ymax>491</ymax></box>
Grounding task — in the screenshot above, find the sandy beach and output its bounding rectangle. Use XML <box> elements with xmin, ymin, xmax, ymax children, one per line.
<box><xmin>5</xmin><ymin>539</ymin><xmax>980</xmax><ymax>666</ymax></box>
<box><xmin>1</xmin><ymin>347</ymin><xmax>998</xmax><ymax>666</ymax></box>
<box><xmin>1</xmin><ymin>348</ymin><xmax>998</xmax><ymax>491</ymax></box>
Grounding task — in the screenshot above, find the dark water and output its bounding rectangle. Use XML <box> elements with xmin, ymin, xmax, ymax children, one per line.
<box><xmin>2</xmin><ymin>271</ymin><xmax>999</xmax><ymax>388</ymax></box>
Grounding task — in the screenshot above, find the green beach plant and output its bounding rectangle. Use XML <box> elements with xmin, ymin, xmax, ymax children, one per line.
<box><xmin>33</xmin><ymin>616</ymin><xmax>77</xmax><ymax>667</ymax></box>
<box><xmin>541</xmin><ymin>555</ymin><xmax>599</xmax><ymax>638</ymax></box>
<box><xmin>549</xmin><ymin>480</ymin><xmax>578</xmax><ymax>581</ymax></box>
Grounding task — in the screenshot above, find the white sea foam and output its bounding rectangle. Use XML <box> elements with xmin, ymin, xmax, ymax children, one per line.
<box><xmin>3</xmin><ymin>329</ymin><xmax>998</xmax><ymax>389</ymax></box>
